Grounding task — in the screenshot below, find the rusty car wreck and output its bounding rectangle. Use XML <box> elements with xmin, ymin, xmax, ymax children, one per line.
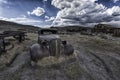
<box><xmin>30</xmin><ymin>29</ymin><xmax>74</xmax><ymax>63</ymax></box>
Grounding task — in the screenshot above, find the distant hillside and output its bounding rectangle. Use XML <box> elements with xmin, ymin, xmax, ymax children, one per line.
<box><xmin>0</xmin><ymin>20</ymin><xmax>40</xmax><ymax>32</ymax></box>
<box><xmin>51</xmin><ymin>24</ymin><xmax>119</xmax><ymax>30</ymax></box>
<box><xmin>94</xmin><ymin>24</ymin><xmax>115</xmax><ymax>28</ymax></box>
<box><xmin>51</xmin><ymin>25</ymin><xmax>93</xmax><ymax>33</ymax></box>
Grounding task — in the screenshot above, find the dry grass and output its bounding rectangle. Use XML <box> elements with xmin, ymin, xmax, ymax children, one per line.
<box><xmin>0</xmin><ymin>33</ymin><xmax>37</xmax><ymax>70</ymax></box>
<box><xmin>0</xmin><ymin>31</ymin><xmax>120</xmax><ymax>80</ymax></box>
<box><xmin>37</xmin><ymin>54</ymin><xmax>76</xmax><ymax>67</ymax></box>
<box><xmin>63</xmin><ymin>62</ymin><xmax>82</xmax><ymax>80</ymax></box>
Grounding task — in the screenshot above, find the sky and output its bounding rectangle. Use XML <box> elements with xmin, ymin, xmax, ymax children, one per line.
<box><xmin>0</xmin><ymin>0</ymin><xmax>120</xmax><ymax>27</ymax></box>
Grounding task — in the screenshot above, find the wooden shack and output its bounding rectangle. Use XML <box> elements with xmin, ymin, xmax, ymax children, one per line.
<box><xmin>113</xmin><ymin>28</ymin><xmax>120</xmax><ymax>37</ymax></box>
<box><xmin>93</xmin><ymin>24</ymin><xmax>114</xmax><ymax>33</ymax></box>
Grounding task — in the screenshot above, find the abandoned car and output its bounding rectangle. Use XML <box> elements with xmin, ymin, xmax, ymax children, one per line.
<box><xmin>30</xmin><ymin>29</ymin><xmax>74</xmax><ymax>63</ymax></box>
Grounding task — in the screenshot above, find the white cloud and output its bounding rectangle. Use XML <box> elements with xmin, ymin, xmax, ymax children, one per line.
<box><xmin>0</xmin><ymin>16</ymin><xmax>43</xmax><ymax>26</ymax></box>
<box><xmin>106</xmin><ymin>6</ymin><xmax>120</xmax><ymax>16</ymax></box>
<box><xmin>52</xmin><ymin>0</ymin><xmax>120</xmax><ymax>26</ymax></box>
<box><xmin>112</xmin><ymin>0</ymin><xmax>119</xmax><ymax>3</ymax></box>
<box><xmin>43</xmin><ymin>0</ymin><xmax>47</xmax><ymax>1</ymax></box>
<box><xmin>0</xmin><ymin>0</ymin><xmax>7</xmax><ymax>4</ymax></box>
<box><xmin>45</xmin><ymin>16</ymin><xmax>55</xmax><ymax>22</ymax></box>
<box><xmin>27</xmin><ymin>11</ymin><xmax>31</xmax><ymax>15</ymax></box>
<box><xmin>45</xmin><ymin>16</ymin><xmax>49</xmax><ymax>19</ymax></box>
<box><xmin>28</xmin><ymin>7</ymin><xmax>45</xmax><ymax>16</ymax></box>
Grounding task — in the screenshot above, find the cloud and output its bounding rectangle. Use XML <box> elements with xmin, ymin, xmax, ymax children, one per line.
<box><xmin>43</xmin><ymin>0</ymin><xmax>47</xmax><ymax>1</ymax></box>
<box><xmin>45</xmin><ymin>16</ymin><xmax>49</xmax><ymax>19</ymax></box>
<box><xmin>0</xmin><ymin>16</ymin><xmax>43</xmax><ymax>26</ymax></box>
<box><xmin>28</xmin><ymin>7</ymin><xmax>45</xmax><ymax>16</ymax></box>
<box><xmin>112</xmin><ymin>0</ymin><xmax>119</xmax><ymax>3</ymax></box>
<box><xmin>0</xmin><ymin>0</ymin><xmax>7</xmax><ymax>4</ymax></box>
<box><xmin>45</xmin><ymin>16</ymin><xmax>55</xmax><ymax>22</ymax></box>
<box><xmin>51</xmin><ymin>0</ymin><xmax>120</xmax><ymax>26</ymax></box>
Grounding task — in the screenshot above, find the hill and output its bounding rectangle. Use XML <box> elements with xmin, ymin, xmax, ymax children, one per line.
<box><xmin>0</xmin><ymin>20</ymin><xmax>40</xmax><ymax>33</ymax></box>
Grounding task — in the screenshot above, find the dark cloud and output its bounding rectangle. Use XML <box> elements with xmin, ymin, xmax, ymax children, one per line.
<box><xmin>52</xmin><ymin>0</ymin><xmax>120</xmax><ymax>26</ymax></box>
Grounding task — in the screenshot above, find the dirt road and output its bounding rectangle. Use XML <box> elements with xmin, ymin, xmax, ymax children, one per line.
<box><xmin>63</xmin><ymin>34</ymin><xmax>120</xmax><ymax>80</ymax></box>
<box><xmin>0</xmin><ymin>33</ymin><xmax>120</xmax><ymax>80</ymax></box>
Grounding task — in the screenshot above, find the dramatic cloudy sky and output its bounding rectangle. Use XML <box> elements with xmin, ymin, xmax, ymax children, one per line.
<box><xmin>0</xmin><ymin>0</ymin><xmax>120</xmax><ymax>27</ymax></box>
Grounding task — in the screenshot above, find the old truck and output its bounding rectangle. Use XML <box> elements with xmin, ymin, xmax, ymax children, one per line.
<box><xmin>30</xmin><ymin>29</ymin><xmax>74</xmax><ymax>62</ymax></box>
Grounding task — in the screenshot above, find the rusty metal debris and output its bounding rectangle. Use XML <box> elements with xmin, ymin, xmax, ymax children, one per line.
<box><xmin>0</xmin><ymin>31</ymin><xmax>27</xmax><ymax>54</ymax></box>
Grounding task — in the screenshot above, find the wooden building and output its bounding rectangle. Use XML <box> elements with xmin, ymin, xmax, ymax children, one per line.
<box><xmin>93</xmin><ymin>24</ymin><xmax>120</xmax><ymax>37</ymax></box>
<box><xmin>93</xmin><ymin>24</ymin><xmax>114</xmax><ymax>33</ymax></box>
<box><xmin>113</xmin><ymin>28</ymin><xmax>120</xmax><ymax>37</ymax></box>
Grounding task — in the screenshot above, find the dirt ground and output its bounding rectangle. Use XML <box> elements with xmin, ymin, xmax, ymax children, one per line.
<box><xmin>0</xmin><ymin>31</ymin><xmax>120</xmax><ymax>80</ymax></box>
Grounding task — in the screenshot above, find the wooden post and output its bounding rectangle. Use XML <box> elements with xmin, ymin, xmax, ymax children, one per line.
<box><xmin>0</xmin><ymin>37</ymin><xmax>6</xmax><ymax>54</ymax></box>
<box><xmin>19</xmin><ymin>34</ymin><xmax>22</xmax><ymax>43</ymax></box>
<box><xmin>3</xmin><ymin>38</ymin><xmax>6</xmax><ymax>52</ymax></box>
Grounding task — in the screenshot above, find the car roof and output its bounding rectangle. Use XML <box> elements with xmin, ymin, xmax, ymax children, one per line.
<box><xmin>39</xmin><ymin>34</ymin><xmax>60</xmax><ymax>41</ymax></box>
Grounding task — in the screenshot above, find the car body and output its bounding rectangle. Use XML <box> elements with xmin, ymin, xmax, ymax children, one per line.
<box><xmin>38</xmin><ymin>29</ymin><xmax>62</xmax><ymax>57</ymax></box>
<box><xmin>30</xmin><ymin>29</ymin><xmax>74</xmax><ymax>62</ymax></box>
